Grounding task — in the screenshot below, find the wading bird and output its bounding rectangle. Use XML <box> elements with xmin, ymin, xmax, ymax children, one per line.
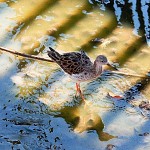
<box><xmin>48</xmin><ymin>47</ymin><xmax>112</xmax><ymax>101</ymax></box>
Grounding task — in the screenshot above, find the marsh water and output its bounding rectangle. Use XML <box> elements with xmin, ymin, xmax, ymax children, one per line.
<box><xmin>0</xmin><ymin>0</ymin><xmax>150</xmax><ymax>150</ymax></box>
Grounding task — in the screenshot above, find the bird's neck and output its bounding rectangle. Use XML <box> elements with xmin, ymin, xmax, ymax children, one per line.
<box><xmin>93</xmin><ymin>61</ymin><xmax>103</xmax><ymax>76</ymax></box>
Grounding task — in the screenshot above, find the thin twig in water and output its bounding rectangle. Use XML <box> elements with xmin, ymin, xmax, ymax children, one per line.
<box><xmin>110</xmin><ymin>70</ymin><xmax>145</xmax><ymax>78</ymax></box>
<box><xmin>0</xmin><ymin>46</ymin><xmax>54</xmax><ymax>63</ymax></box>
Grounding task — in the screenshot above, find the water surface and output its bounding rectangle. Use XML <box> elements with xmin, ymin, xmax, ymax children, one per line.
<box><xmin>0</xmin><ymin>0</ymin><xmax>150</xmax><ymax>150</ymax></box>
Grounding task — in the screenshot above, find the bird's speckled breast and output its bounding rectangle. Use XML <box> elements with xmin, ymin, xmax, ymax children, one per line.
<box><xmin>70</xmin><ymin>71</ymin><xmax>101</xmax><ymax>83</ymax></box>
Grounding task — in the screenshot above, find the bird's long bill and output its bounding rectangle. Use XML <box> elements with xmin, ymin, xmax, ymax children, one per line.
<box><xmin>106</xmin><ymin>62</ymin><xmax>118</xmax><ymax>70</ymax></box>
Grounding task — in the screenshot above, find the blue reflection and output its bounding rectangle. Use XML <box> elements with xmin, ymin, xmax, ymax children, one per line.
<box><xmin>113</xmin><ymin>0</ymin><xmax>124</xmax><ymax>25</ymax></box>
<box><xmin>95</xmin><ymin>0</ymin><xmax>150</xmax><ymax>46</ymax></box>
<box><xmin>129</xmin><ymin>0</ymin><xmax>140</xmax><ymax>35</ymax></box>
<box><xmin>141</xmin><ymin>0</ymin><xmax>150</xmax><ymax>46</ymax></box>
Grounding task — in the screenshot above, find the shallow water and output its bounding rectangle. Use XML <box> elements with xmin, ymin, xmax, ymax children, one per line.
<box><xmin>0</xmin><ymin>0</ymin><xmax>150</xmax><ymax>150</ymax></box>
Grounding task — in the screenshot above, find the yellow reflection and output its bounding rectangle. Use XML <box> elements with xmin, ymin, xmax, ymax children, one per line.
<box><xmin>10</xmin><ymin>0</ymin><xmax>116</xmax><ymax>55</ymax></box>
<box><xmin>142</xmin><ymin>83</ymin><xmax>150</xmax><ymax>100</ymax></box>
<box><xmin>14</xmin><ymin>0</ymin><xmax>88</xmax><ymax>53</ymax></box>
<box><xmin>9</xmin><ymin>0</ymin><xmax>55</xmax><ymax>24</ymax></box>
<box><xmin>93</xmin><ymin>26</ymin><xmax>141</xmax><ymax>59</ymax></box>
<box><xmin>124</xmin><ymin>44</ymin><xmax>150</xmax><ymax>99</ymax></box>
<box><xmin>0</xmin><ymin>0</ymin><xmax>6</xmax><ymax>2</ymax></box>
<box><xmin>56</xmin><ymin>9</ymin><xmax>116</xmax><ymax>52</ymax></box>
<box><xmin>55</xmin><ymin>101</ymin><xmax>116</xmax><ymax>141</ymax></box>
<box><xmin>125</xmin><ymin>44</ymin><xmax>150</xmax><ymax>74</ymax></box>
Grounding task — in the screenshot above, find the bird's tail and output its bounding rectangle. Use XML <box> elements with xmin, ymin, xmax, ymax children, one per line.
<box><xmin>47</xmin><ymin>47</ymin><xmax>61</xmax><ymax>61</ymax></box>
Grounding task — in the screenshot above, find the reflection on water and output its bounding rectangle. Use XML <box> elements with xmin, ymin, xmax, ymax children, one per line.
<box><xmin>98</xmin><ymin>0</ymin><xmax>150</xmax><ymax>46</ymax></box>
<box><xmin>0</xmin><ymin>0</ymin><xmax>150</xmax><ymax>149</ymax></box>
<box><xmin>55</xmin><ymin>101</ymin><xmax>116</xmax><ymax>141</ymax></box>
<box><xmin>141</xmin><ymin>0</ymin><xmax>150</xmax><ymax>45</ymax></box>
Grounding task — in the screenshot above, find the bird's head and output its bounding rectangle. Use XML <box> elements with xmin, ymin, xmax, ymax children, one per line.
<box><xmin>95</xmin><ymin>55</ymin><xmax>118</xmax><ymax>70</ymax></box>
<box><xmin>95</xmin><ymin>55</ymin><xmax>108</xmax><ymax>65</ymax></box>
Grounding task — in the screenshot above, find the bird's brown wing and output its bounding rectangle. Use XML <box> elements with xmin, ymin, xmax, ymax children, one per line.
<box><xmin>57</xmin><ymin>51</ymin><xmax>93</xmax><ymax>75</ymax></box>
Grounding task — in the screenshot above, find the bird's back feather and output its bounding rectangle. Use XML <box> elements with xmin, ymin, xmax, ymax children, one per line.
<box><xmin>48</xmin><ymin>47</ymin><xmax>93</xmax><ymax>75</ymax></box>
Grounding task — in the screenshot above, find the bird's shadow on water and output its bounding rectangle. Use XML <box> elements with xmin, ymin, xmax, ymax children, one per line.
<box><xmin>51</xmin><ymin>99</ymin><xmax>116</xmax><ymax>141</ymax></box>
